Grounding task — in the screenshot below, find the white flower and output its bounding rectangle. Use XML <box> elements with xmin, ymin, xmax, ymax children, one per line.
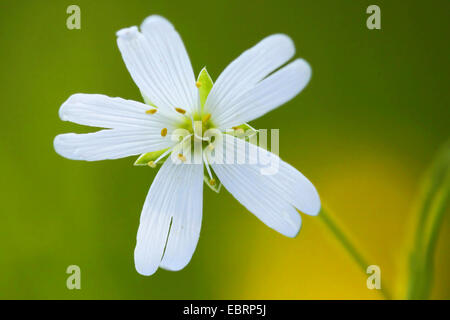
<box><xmin>54</xmin><ymin>15</ymin><xmax>320</xmax><ymax>276</ymax></box>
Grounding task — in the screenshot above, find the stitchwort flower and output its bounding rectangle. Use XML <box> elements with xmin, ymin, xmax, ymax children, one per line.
<box><xmin>54</xmin><ymin>15</ymin><xmax>320</xmax><ymax>276</ymax></box>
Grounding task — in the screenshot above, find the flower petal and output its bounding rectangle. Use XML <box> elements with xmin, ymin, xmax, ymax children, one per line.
<box><xmin>213</xmin><ymin>59</ymin><xmax>311</xmax><ymax>129</ymax></box>
<box><xmin>116</xmin><ymin>16</ymin><xmax>198</xmax><ymax>114</ymax></box>
<box><xmin>134</xmin><ymin>160</ymin><xmax>203</xmax><ymax>276</ymax></box>
<box><xmin>59</xmin><ymin>93</ymin><xmax>181</xmax><ymax>129</ymax></box>
<box><xmin>160</xmin><ymin>164</ymin><xmax>204</xmax><ymax>271</ymax></box>
<box><xmin>141</xmin><ymin>16</ymin><xmax>199</xmax><ymax>112</ymax></box>
<box><xmin>54</xmin><ymin>129</ymin><xmax>174</xmax><ymax>161</ymax></box>
<box><xmin>211</xmin><ymin>136</ymin><xmax>320</xmax><ymax>237</ymax></box>
<box><xmin>204</xmin><ymin>34</ymin><xmax>295</xmax><ymax>119</ymax></box>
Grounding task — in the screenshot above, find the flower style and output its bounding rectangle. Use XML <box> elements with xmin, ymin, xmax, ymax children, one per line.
<box><xmin>54</xmin><ymin>15</ymin><xmax>320</xmax><ymax>276</ymax></box>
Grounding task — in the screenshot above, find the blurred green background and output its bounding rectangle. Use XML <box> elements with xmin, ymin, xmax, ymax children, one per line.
<box><xmin>0</xmin><ymin>0</ymin><xmax>449</xmax><ymax>299</ymax></box>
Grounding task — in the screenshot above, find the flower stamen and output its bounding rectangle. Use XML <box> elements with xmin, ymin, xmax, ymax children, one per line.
<box><xmin>202</xmin><ymin>113</ymin><xmax>211</xmax><ymax>123</ymax></box>
<box><xmin>150</xmin><ymin>133</ymin><xmax>192</xmax><ymax>167</ymax></box>
<box><xmin>152</xmin><ymin>147</ymin><xmax>176</xmax><ymax>166</ymax></box>
<box><xmin>233</xmin><ymin>127</ymin><xmax>244</xmax><ymax>135</ymax></box>
<box><xmin>195</xmin><ymin>81</ymin><xmax>201</xmax><ymax>88</ymax></box>
<box><xmin>145</xmin><ymin>109</ymin><xmax>157</xmax><ymax>114</ymax></box>
<box><xmin>161</xmin><ymin>128</ymin><xmax>168</xmax><ymax>137</ymax></box>
<box><xmin>175</xmin><ymin>107</ymin><xmax>186</xmax><ymax>114</ymax></box>
<box><xmin>203</xmin><ymin>151</ymin><xmax>213</xmax><ymax>179</ymax></box>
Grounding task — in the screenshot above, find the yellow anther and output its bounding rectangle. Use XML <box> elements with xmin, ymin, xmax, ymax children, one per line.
<box><xmin>161</xmin><ymin>128</ymin><xmax>168</xmax><ymax>137</ymax></box>
<box><xmin>202</xmin><ymin>113</ymin><xmax>211</xmax><ymax>123</ymax></box>
<box><xmin>175</xmin><ymin>107</ymin><xmax>186</xmax><ymax>114</ymax></box>
<box><xmin>196</xmin><ymin>81</ymin><xmax>202</xmax><ymax>88</ymax></box>
<box><xmin>234</xmin><ymin>128</ymin><xmax>244</xmax><ymax>135</ymax></box>
<box><xmin>178</xmin><ymin>153</ymin><xmax>186</xmax><ymax>162</ymax></box>
<box><xmin>147</xmin><ymin>161</ymin><xmax>156</xmax><ymax>168</ymax></box>
<box><xmin>209</xmin><ymin>178</ymin><xmax>216</xmax><ymax>186</ymax></box>
<box><xmin>145</xmin><ymin>109</ymin><xmax>157</xmax><ymax>114</ymax></box>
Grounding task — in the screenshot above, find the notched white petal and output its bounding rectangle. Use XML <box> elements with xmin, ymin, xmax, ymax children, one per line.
<box><xmin>134</xmin><ymin>160</ymin><xmax>203</xmax><ymax>275</ymax></box>
<box><xmin>58</xmin><ymin>93</ymin><xmax>179</xmax><ymax>129</ymax></box>
<box><xmin>141</xmin><ymin>15</ymin><xmax>174</xmax><ymax>31</ymax></box>
<box><xmin>204</xmin><ymin>33</ymin><xmax>296</xmax><ymax>118</ymax></box>
<box><xmin>116</xmin><ymin>26</ymin><xmax>139</xmax><ymax>39</ymax></box>
<box><xmin>215</xmin><ymin>58</ymin><xmax>312</xmax><ymax>129</ymax></box>
<box><xmin>211</xmin><ymin>136</ymin><xmax>320</xmax><ymax>237</ymax></box>
<box><xmin>117</xmin><ymin>16</ymin><xmax>198</xmax><ymax>114</ymax></box>
<box><xmin>54</xmin><ymin>129</ymin><xmax>174</xmax><ymax>161</ymax></box>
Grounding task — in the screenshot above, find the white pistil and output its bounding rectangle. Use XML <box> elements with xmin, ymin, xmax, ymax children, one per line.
<box><xmin>152</xmin><ymin>133</ymin><xmax>194</xmax><ymax>166</ymax></box>
<box><xmin>191</xmin><ymin>118</ymin><xmax>210</xmax><ymax>142</ymax></box>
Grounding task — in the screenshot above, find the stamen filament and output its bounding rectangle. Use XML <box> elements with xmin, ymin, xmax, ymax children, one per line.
<box><xmin>161</xmin><ymin>133</ymin><xmax>194</xmax><ymax>165</ymax></box>
<box><xmin>203</xmin><ymin>151</ymin><xmax>213</xmax><ymax>180</ymax></box>
<box><xmin>153</xmin><ymin>148</ymin><xmax>173</xmax><ymax>165</ymax></box>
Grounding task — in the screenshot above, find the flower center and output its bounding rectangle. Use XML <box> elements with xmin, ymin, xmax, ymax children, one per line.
<box><xmin>176</xmin><ymin>110</ymin><xmax>216</xmax><ymax>142</ymax></box>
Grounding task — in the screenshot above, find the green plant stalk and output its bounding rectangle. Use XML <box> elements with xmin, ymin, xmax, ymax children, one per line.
<box><xmin>406</xmin><ymin>182</ymin><xmax>449</xmax><ymax>299</ymax></box>
<box><xmin>406</xmin><ymin>169</ymin><xmax>450</xmax><ymax>299</ymax></box>
<box><xmin>410</xmin><ymin>140</ymin><xmax>450</xmax><ymax>257</ymax></box>
<box><xmin>318</xmin><ymin>207</ymin><xmax>392</xmax><ymax>300</ymax></box>
<box><xmin>405</xmin><ymin>140</ymin><xmax>450</xmax><ymax>299</ymax></box>
<box><xmin>420</xmin><ymin>179</ymin><xmax>449</xmax><ymax>298</ymax></box>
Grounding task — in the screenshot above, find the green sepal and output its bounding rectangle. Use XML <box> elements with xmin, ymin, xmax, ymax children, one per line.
<box><xmin>197</xmin><ymin>67</ymin><xmax>221</xmax><ymax>192</ymax></box>
<box><xmin>134</xmin><ymin>148</ymin><xmax>169</xmax><ymax>166</ymax></box>
<box><xmin>227</xmin><ymin>123</ymin><xmax>259</xmax><ymax>144</ymax></box>
<box><xmin>197</xmin><ymin>67</ymin><xmax>214</xmax><ymax>109</ymax></box>
<box><xmin>233</xmin><ymin>123</ymin><xmax>258</xmax><ymax>135</ymax></box>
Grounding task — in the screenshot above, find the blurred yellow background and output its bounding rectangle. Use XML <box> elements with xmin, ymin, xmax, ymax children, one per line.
<box><xmin>0</xmin><ymin>0</ymin><xmax>448</xmax><ymax>299</ymax></box>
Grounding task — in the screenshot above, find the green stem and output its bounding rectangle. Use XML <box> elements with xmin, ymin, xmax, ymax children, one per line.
<box><xmin>405</xmin><ymin>141</ymin><xmax>450</xmax><ymax>299</ymax></box>
<box><xmin>318</xmin><ymin>207</ymin><xmax>393</xmax><ymax>300</ymax></box>
<box><xmin>419</xmin><ymin>180</ymin><xmax>450</xmax><ymax>297</ymax></box>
